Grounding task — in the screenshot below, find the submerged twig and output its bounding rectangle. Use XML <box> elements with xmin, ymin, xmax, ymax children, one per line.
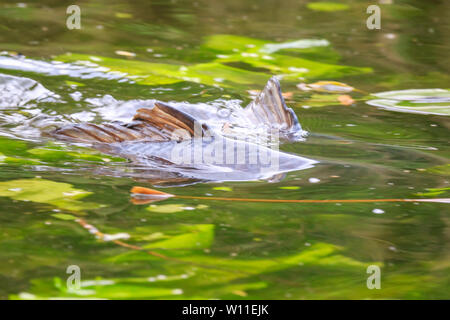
<box><xmin>74</xmin><ymin>218</ymin><xmax>249</xmax><ymax>275</ymax></box>
<box><xmin>130</xmin><ymin>186</ymin><xmax>450</xmax><ymax>204</ymax></box>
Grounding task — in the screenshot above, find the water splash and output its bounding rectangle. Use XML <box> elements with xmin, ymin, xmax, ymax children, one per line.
<box><xmin>0</xmin><ymin>54</ymin><xmax>129</xmax><ymax>82</ymax></box>
<box><xmin>0</xmin><ymin>74</ymin><xmax>60</xmax><ymax>108</ymax></box>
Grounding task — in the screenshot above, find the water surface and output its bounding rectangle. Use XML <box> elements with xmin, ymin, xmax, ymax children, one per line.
<box><xmin>0</xmin><ymin>0</ymin><xmax>449</xmax><ymax>299</ymax></box>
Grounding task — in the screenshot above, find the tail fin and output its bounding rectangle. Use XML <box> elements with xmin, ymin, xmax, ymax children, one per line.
<box><xmin>244</xmin><ymin>77</ymin><xmax>304</xmax><ymax>139</ymax></box>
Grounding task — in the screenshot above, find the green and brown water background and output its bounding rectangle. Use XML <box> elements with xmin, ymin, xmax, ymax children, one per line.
<box><xmin>0</xmin><ymin>0</ymin><xmax>449</xmax><ymax>299</ymax></box>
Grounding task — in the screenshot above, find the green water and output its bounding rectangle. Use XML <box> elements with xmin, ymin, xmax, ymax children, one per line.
<box><xmin>0</xmin><ymin>0</ymin><xmax>449</xmax><ymax>299</ymax></box>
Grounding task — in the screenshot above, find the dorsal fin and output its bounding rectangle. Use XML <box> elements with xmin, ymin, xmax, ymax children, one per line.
<box><xmin>131</xmin><ymin>102</ymin><xmax>210</xmax><ymax>139</ymax></box>
<box><xmin>244</xmin><ymin>77</ymin><xmax>302</xmax><ymax>135</ymax></box>
<box><xmin>51</xmin><ymin>102</ymin><xmax>210</xmax><ymax>143</ymax></box>
<box><xmin>50</xmin><ymin>122</ymin><xmax>151</xmax><ymax>143</ymax></box>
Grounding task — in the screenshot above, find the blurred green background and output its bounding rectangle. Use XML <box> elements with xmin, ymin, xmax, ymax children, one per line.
<box><xmin>0</xmin><ymin>0</ymin><xmax>449</xmax><ymax>299</ymax></box>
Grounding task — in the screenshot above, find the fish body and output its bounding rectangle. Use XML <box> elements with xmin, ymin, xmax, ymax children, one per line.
<box><xmin>100</xmin><ymin>136</ymin><xmax>316</xmax><ymax>182</ymax></box>
<box><xmin>51</xmin><ymin>77</ymin><xmax>317</xmax><ymax>184</ymax></box>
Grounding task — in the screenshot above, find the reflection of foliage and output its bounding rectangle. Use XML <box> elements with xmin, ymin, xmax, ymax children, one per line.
<box><xmin>119</xmin><ymin>23</ymin><xmax>188</xmax><ymax>40</ymax></box>
<box><xmin>0</xmin><ymin>176</ymin><xmax>389</xmax><ymax>300</ymax></box>
<box><xmin>10</xmin><ymin>242</ymin><xmax>379</xmax><ymax>300</ymax></box>
<box><xmin>306</xmin><ymin>2</ymin><xmax>350</xmax><ymax>12</ymax></box>
<box><xmin>0</xmin><ymin>0</ymin><xmax>449</xmax><ymax>301</ymax></box>
<box><xmin>143</xmin><ymin>224</ymin><xmax>214</xmax><ymax>250</ymax></box>
<box><xmin>300</xmin><ymin>93</ymin><xmax>356</xmax><ymax>107</ymax></box>
<box><xmin>413</xmin><ymin>187</ymin><xmax>450</xmax><ymax>198</ymax></box>
<box><xmin>426</xmin><ymin>164</ymin><xmax>450</xmax><ymax>176</ymax></box>
<box><xmin>0</xmin><ymin>178</ymin><xmax>101</xmax><ymax>212</ymax></box>
<box><xmin>0</xmin><ymin>137</ymin><xmax>125</xmax><ymax>168</ymax></box>
<box><xmin>56</xmin><ymin>34</ymin><xmax>371</xmax><ymax>90</ymax></box>
<box><xmin>0</xmin><ymin>171</ymin><xmax>448</xmax><ymax>299</ymax></box>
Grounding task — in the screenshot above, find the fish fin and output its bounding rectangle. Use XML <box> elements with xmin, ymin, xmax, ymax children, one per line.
<box><xmin>131</xmin><ymin>102</ymin><xmax>210</xmax><ymax>139</ymax></box>
<box><xmin>50</xmin><ymin>122</ymin><xmax>151</xmax><ymax>143</ymax></box>
<box><xmin>51</xmin><ymin>102</ymin><xmax>211</xmax><ymax>143</ymax></box>
<box><xmin>245</xmin><ymin>77</ymin><xmax>304</xmax><ymax>139</ymax></box>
